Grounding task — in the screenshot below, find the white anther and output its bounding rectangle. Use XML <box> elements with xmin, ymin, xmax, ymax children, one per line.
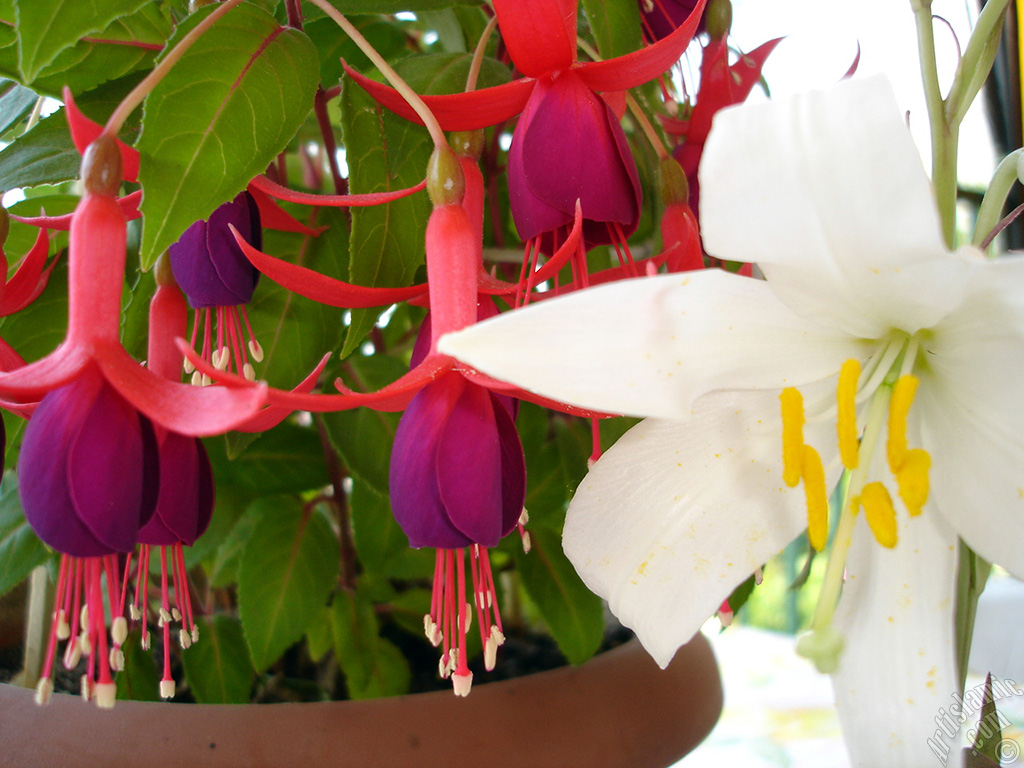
<box><xmin>179</xmin><ymin>628</ymin><xmax>191</xmax><ymax>649</ymax></box>
<box><xmin>484</xmin><ymin>637</ymin><xmax>498</xmax><ymax>671</ymax></box>
<box><xmin>172</xmin><ymin>607</ymin><xmax>182</xmax><ymax>622</ymax></box>
<box><xmin>183</xmin><ymin>357</ymin><xmax>196</xmax><ymax>374</ymax></box>
<box><xmin>141</xmin><ymin>630</ymin><xmax>151</xmax><ymax>651</ymax></box>
<box><xmin>521</xmin><ymin>531</ymin><xmax>532</xmax><ymax>554</ymax></box>
<box><xmin>439</xmin><ymin>654</ymin><xmax>451</xmax><ymax>679</ymax></box>
<box><xmin>490</xmin><ymin>625</ymin><xmax>505</xmax><ymax>646</ymax></box>
<box><xmin>78</xmin><ymin>631</ymin><xmax>92</xmax><ymax>657</ymax></box>
<box><xmin>201</xmin><ymin>373</ymin><xmax>213</xmax><ymax>387</ymax></box>
<box><xmin>160</xmin><ymin>679</ymin><xmax>175</xmax><ymax>699</ymax></box>
<box><xmin>80</xmin><ymin>675</ymin><xmax>91</xmax><ymax>702</ymax></box>
<box><xmin>190</xmin><ymin>370</ymin><xmax>203</xmax><ymax>387</ymax></box>
<box><xmin>452</xmin><ymin>670</ymin><xmax>473</xmax><ymax>697</ymax></box>
<box><xmin>158</xmin><ymin>607</ymin><xmax>172</xmax><ymax>626</ymax></box>
<box><xmin>518</xmin><ymin>508</ymin><xmax>529</xmax><ymax>526</ymax></box>
<box><xmin>129</xmin><ymin>604</ymin><xmax>141</xmax><ymax>621</ymax></box>
<box><xmin>248</xmin><ymin>340</ymin><xmax>264</xmax><ymax>363</ymax></box>
<box><xmin>213</xmin><ymin>347</ymin><xmax>230</xmax><ymax>371</ymax></box>
<box><xmin>243</xmin><ymin>362</ymin><xmax>256</xmax><ymax>381</ymax></box>
<box><xmin>56</xmin><ymin>610</ymin><xmax>70</xmax><ymax>640</ymax></box>
<box><xmin>34</xmin><ymin>678</ymin><xmax>53</xmax><ymax>706</ymax></box>
<box><xmin>94</xmin><ymin>682</ymin><xmax>116</xmax><ymax>709</ymax></box>
<box><xmin>63</xmin><ymin>640</ymin><xmax>82</xmax><ymax>669</ymax></box>
<box><xmin>460</xmin><ymin>604</ymin><xmax>472</xmax><ymax>632</ymax></box>
<box><xmin>111</xmin><ymin>616</ymin><xmax>128</xmax><ymax>646</ymax></box>
<box><xmin>80</xmin><ymin>606</ymin><xmax>89</xmax><ymax>626</ymax></box>
<box><xmin>109</xmin><ymin>647</ymin><xmax>125</xmax><ymax>672</ymax></box>
<box><xmin>191</xmin><ymin>625</ymin><xmax>200</xmax><ymax>644</ymax></box>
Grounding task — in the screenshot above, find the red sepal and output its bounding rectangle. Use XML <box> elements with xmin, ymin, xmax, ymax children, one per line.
<box><xmin>343</xmin><ymin>62</ymin><xmax>535</xmax><ymax>131</ymax></box>
<box><xmin>231</xmin><ymin>225</ymin><xmax>428</xmax><ymax>308</ymax></box>
<box><xmin>249</xmin><ymin>173</ymin><xmax>427</xmax><ymax>208</ymax></box>
<box><xmin>0</xmin><ymin>227</ymin><xmax>56</xmax><ymax>314</ymax></box>
<box><xmin>12</xmin><ymin>191</ymin><xmax>143</xmax><ymax>231</ymax></box>
<box><xmin>62</xmin><ymin>87</ymin><xmax>140</xmax><ymax>182</ymax></box>
<box><xmin>492</xmin><ymin>0</ymin><xmax>577</xmax><ymax>77</ymax></box>
<box><xmin>575</xmin><ymin>0</ymin><xmax>707</xmax><ymax>92</ymax></box>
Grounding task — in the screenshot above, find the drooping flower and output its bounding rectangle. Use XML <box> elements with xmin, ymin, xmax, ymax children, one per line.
<box><xmin>169</xmin><ymin>191</ymin><xmax>264</xmax><ymax>383</ymax></box>
<box><xmin>440</xmin><ymin>76</ymin><xmax>1024</xmax><ymax>765</ymax></box>
<box><xmin>390</xmin><ymin>368</ymin><xmax>526</xmax><ymax>695</ymax></box>
<box><xmin>19</xmin><ymin>364</ymin><xmax>159</xmax><ymax>707</ymax></box>
<box><xmin>0</xmin><ymin>133</ymin><xmax>267</xmax><ymax>437</ymax></box>
<box><xmin>345</xmin><ymin>0</ymin><xmax>706</xmax><ymax>280</ymax></box>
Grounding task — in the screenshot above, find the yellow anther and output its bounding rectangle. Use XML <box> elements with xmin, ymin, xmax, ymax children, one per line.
<box><xmin>887</xmin><ymin>375</ymin><xmax>919</xmax><ymax>473</ymax></box>
<box><xmin>780</xmin><ymin>387</ymin><xmax>805</xmax><ymax>487</ymax></box>
<box><xmin>858</xmin><ymin>482</ymin><xmax>898</xmax><ymax>548</ymax></box>
<box><xmin>836</xmin><ymin>359</ymin><xmax>861</xmax><ymax>469</ymax></box>
<box><xmin>897</xmin><ymin>448</ymin><xmax>931</xmax><ymax>516</ymax></box>
<box><xmin>800</xmin><ymin>444</ymin><xmax>828</xmax><ymax>551</ymax></box>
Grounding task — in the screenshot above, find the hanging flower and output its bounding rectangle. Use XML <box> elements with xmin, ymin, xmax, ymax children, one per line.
<box><xmin>390</xmin><ymin>368</ymin><xmax>526</xmax><ymax>695</ymax></box>
<box><xmin>345</xmin><ymin>0</ymin><xmax>706</xmax><ymax>279</ymax></box>
<box><xmin>19</xmin><ymin>365</ymin><xmax>159</xmax><ymax>706</ymax></box>
<box><xmin>440</xmin><ymin>76</ymin><xmax>1024</xmax><ymax>765</ymax></box>
<box><xmin>0</xmin><ymin>132</ymin><xmax>267</xmax><ymax>437</ymax></box>
<box><xmin>169</xmin><ymin>191</ymin><xmax>264</xmax><ymax>383</ymax></box>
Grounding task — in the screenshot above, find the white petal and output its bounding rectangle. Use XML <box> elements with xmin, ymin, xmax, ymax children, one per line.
<box><xmin>915</xmin><ymin>255</ymin><xmax>1024</xmax><ymax>578</ymax></box>
<box><xmin>441</xmin><ymin>271</ymin><xmax>865</xmax><ymax>419</ymax></box>
<box><xmin>700</xmin><ymin>75</ymin><xmax>965</xmax><ymax>338</ymax></box>
<box><xmin>562</xmin><ymin>389</ymin><xmax>836</xmax><ymax>667</ymax></box>
<box><xmin>831</xmin><ymin>501</ymin><xmax>960</xmax><ymax>768</ymax></box>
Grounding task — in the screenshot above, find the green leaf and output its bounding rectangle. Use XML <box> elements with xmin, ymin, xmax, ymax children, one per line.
<box><xmin>322</xmin><ymin>352</ymin><xmax>406</xmax><ymax>494</ymax></box>
<box><xmin>348</xmin><ymin>476</ymin><xmax>433</xmax><ymax>579</ymax></box>
<box><xmin>305</xmin><ymin>604</ymin><xmax>334</xmax><ymax>662</ymax></box>
<box><xmin>331</xmin><ymin>588</ymin><xmax>410</xmax><ymax>699</ymax></box>
<box><xmin>246</xmin><ymin>205</ymin><xmax>348</xmax><ymax>390</ymax></box>
<box><xmin>206</xmin><ymin>424</ymin><xmax>329</xmax><ymax>496</ymax></box>
<box><xmin>116</xmin><ymin>630</ymin><xmax>161</xmax><ymax>702</ymax></box>
<box><xmin>137</xmin><ymin>3</ymin><xmax>319</xmax><ymax>269</ymax></box>
<box><xmin>207</xmin><ymin>496</ymin><xmax>261</xmax><ymax>588</ymax></box>
<box><xmin>0</xmin><ymin>471</ymin><xmax>51</xmax><ymax>598</ymax></box>
<box><xmin>321</xmin><ymin>0</ymin><xmax>476</xmax><ymax>13</ymax></box>
<box><xmin>181</xmin><ymin>615</ymin><xmax>256</xmax><ymax>704</ymax></box>
<box><xmin>237</xmin><ymin>496</ymin><xmax>339</xmax><ymax>672</ymax></box>
<box><xmin>0</xmin><ymin>109</ymin><xmax>79</xmax><ymax>191</ymax></box>
<box><xmin>515</xmin><ymin>526</ymin><xmax>604</xmax><ymax>665</ymax></box>
<box><xmin>15</xmin><ymin>0</ymin><xmax>150</xmax><ymax>83</ymax></box>
<box><xmin>0</xmin><ymin>5</ymin><xmax>167</xmax><ymax>97</ymax></box>
<box><xmin>0</xmin><ymin>77</ymin><xmax>37</xmax><ymax>136</ymax></box>
<box><xmin>581</xmin><ymin>0</ymin><xmax>643</xmax><ymax>60</ymax></box>
<box><xmin>338</xmin><ymin>79</ymin><xmax>430</xmax><ymax>358</ymax></box>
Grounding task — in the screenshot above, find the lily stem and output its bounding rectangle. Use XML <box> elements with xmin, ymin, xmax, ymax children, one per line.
<box><xmin>104</xmin><ymin>0</ymin><xmax>245</xmax><ymax>137</ymax></box>
<box><xmin>912</xmin><ymin>0</ymin><xmax>958</xmax><ymax>249</ymax></box>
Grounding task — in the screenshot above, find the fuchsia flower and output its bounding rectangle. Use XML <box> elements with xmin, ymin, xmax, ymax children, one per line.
<box><xmin>20</xmin><ymin>365</ymin><xmax>159</xmax><ymax>707</ymax></box>
<box><xmin>169</xmin><ymin>191</ymin><xmax>265</xmax><ymax>382</ymax></box>
<box><xmin>0</xmin><ymin>133</ymin><xmax>267</xmax><ymax>436</ymax></box>
<box><xmin>346</xmin><ymin>0</ymin><xmax>706</xmax><ymax>274</ymax></box>
<box><xmin>640</xmin><ymin>0</ymin><xmax>703</xmax><ymax>41</ymax></box>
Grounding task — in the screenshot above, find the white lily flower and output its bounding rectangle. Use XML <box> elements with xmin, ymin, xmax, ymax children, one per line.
<box><xmin>441</xmin><ymin>75</ymin><xmax>1024</xmax><ymax>767</ymax></box>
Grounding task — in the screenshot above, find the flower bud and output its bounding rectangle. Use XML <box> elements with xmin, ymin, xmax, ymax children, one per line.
<box><xmin>705</xmin><ymin>0</ymin><xmax>732</xmax><ymax>39</ymax></box>
<box><xmin>81</xmin><ymin>134</ymin><xmax>123</xmax><ymax>197</ymax></box>
<box><xmin>427</xmin><ymin>144</ymin><xmax>466</xmax><ymax>207</ymax></box>
<box><xmin>451</xmin><ymin>130</ymin><xmax>484</xmax><ymax>161</ymax></box>
<box><xmin>658</xmin><ymin>156</ymin><xmax>689</xmax><ymax>207</ymax></box>
<box><xmin>154</xmin><ymin>251</ymin><xmax>178</xmax><ymax>289</ymax></box>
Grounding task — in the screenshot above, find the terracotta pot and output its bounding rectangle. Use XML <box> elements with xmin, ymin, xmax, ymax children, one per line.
<box><xmin>0</xmin><ymin>634</ymin><xmax>721</xmax><ymax>768</ymax></box>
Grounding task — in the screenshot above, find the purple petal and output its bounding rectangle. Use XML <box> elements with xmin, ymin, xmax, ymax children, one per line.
<box><xmin>642</xmin><ymin>0</ymin><xmax>703</xmax><ymax>41</ymax></box>
<box><xmin>520</xmin><ymin>70</ymin><xmax>641</xmax><ymax>247</ymax></box>
<box><xmin>508</xmin><ymin>78</ymin><xmax>575</xmax><ymax>244</ymax></box>
<box><xmin>168</xmin><ymin>193</ymin><xmax>261</xmax><ymax>308</ymax></box>
<box><xmin>138</xmin><ymin>431</ymin><xmax>214</xmax><ymax>546</ymax></box>
<box><xmin>19</xmin><ymin>370</ymin><xmax>112</xmax><ymax>556</ymax></box>
<box><xmin>67</xmin><ymin>372</ymin><xmax>149</xmax><ymax>553</ymax></box>
<box><xmin>494</xmin><ymin>392</ymin><xmax>526</xmax><ymax>536</ymax></box>
<box><xmin>436</xmin><ymin>382</ymin><xmax>504</xmax><ymax>546</ymax></box>
<box><xmin>389</xmin><ymin>374</ymin><xmax>472</xmax><ymax>549</ymax></box>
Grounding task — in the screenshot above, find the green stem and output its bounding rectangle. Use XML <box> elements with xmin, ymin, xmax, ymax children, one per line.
<box><xmin>306</xmin><ymin>0</ymin><xmax>449</xmax><ymax>150</ymax></box>
<box><xmin>104</xmin><ymin>0</ymin><xmax>244</xmax><ymax>137</ymax></box>
<box><xmin>913</xmin><ymin>0</ymin><xmax>958</xmax><ymax>248</ymax></box>
<box><xmin>973</xmin><ymin>148</ymin><xmax>1023</xmax><ymax>248</ymax></box>
<box><xmin>465</xmin><ymin>15</ymin><xmax>498</xmax><ymax>93</ymax></box>
<box><xmin>945</xmin><ymin>0</ymin><xmax>1012</xmax><ymax>127</ymax></box>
